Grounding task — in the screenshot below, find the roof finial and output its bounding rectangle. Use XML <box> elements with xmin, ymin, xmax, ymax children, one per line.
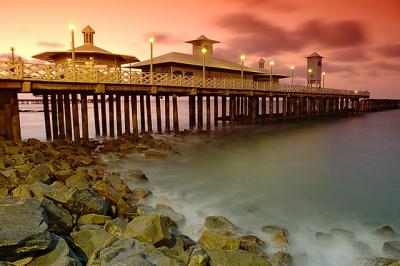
<box><xmin>82</xmin><ymin>25</ymin><xmax>95</xmax><ymax>45</ymax></box>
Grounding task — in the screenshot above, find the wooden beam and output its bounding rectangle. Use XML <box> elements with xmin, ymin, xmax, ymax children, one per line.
<box><xmin>214</xmin><ymin>96</ymin><xmax>218</xmax><ymax>127</ymax></box>
<box><xmin>43</xmin><ymin>94</ymin><xmax>52</xmax><ymax>141</ymax></box>
<box><xmin>131</xmin><ymin>95</ymin><xmax>138</xmax><ymax>136</ymax></box>
<box><xmin>165</xmin><ymin>95</ymin><xmax>171</xmax><ymax>133</ymax></box>
<box><xmin>229</xmin><ymin>96</ymin><xmax>235</xmax><ymax>126</ymax></box>
<box><xmin>57</xmin><ymin>94</ymin><xmax>65</xmax><ymax>139</ymax></box>
<box><xmin>156</xmin><ymin>95</ymin><xmax>162</xmax><ymax>133</ymax></box>
<box><xmin>251</xmin><ymin>96</ymin><xmax>257</xmax><ymax>124</ymax></box>
<box><xmin>140</xmin><ymin>95</ymin><xmax>145</xmax><ymax>132</ymax></box>
<box><xmin>206</xmin><ymin>96</ymin><xmax>211</xmax><ymax>132</ymax></box>
<box><xmin>81</xmin><ymin>94</ymin><xmax>89</xmax><ymax>141</ymax></box>
<box><xmin>172</xmin><ymin>94</ymin><xmax>179</xmax><ymax>134</ymax></box>
<box><xmin>189</xmin><ymin>96</ymin><xmax>195</xmax><ymax>130</ymax></box>
<box><xmin>64</xmin><ymin>94</ymin><xmax>72</xmax><ymax>141</ymax></box>
<box><xmin>108</xmin><ymin>94</ymin><xmax>115</xmax><ymax>137</ymax></box>
<box><xmin>93</xmin><ymin>94</ymin><xmax>100</xmax><ymax>137</ymax></box>
<box><xmin>269</xmin><ymin>96</ymin><xmax>274</xmax><ymax>120</ymax></box>
<box><xmin>124</xmin><ymin>95</ymin><xmax>130</xmax><ymax>134</ymax></box>
<box><xmin>197</xmin><ymin>95</ymin><xmax>203</xmax><ymax>130</ymax></box>
<box><xmin>50</xmin><ymin>94</ymin><xmax>58</xmax><ymax>139</ymax></box>
<box><xmin>100</xmin><ymin>94</ymin><xmax>107</xmax><ymax>136</ymax></box>
<box><xmin>222</xmin><ymin>96</ymin><xmax>226</xmax><ymax>127</ymax></box>
<box><xmin>71</xmin><ymin>94</ymin><xmax>80</xmax><ymax>140</ymax></box>
<box><xmin>146</xmin><ymin>95</ymin><xmax>153</xmax><ymax>133</ymax></box>
<box><xmin>116</xmin><ymin>94</ymin><xmax>122</xmax><ymax>137</ymax></box>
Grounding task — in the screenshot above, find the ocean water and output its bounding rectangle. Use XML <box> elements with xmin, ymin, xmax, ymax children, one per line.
<box><xmin>19</xmin><ymin>104</ymin><xmax>400</xmax><ymax>265</ymax></box>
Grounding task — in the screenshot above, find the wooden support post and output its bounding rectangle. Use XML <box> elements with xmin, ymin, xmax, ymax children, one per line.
<box><xmin>316</xmin><ymin>98</ymin><xmax>320</xmax><ymax>117</ymax></box>
<box><xmin>222</xmin><ymin>96</ymin><xmax>227</xmax><ymax>127</ymax></box>
<box><xmin>251</xmin><ymin>96</ymin><xmax>257</xmax><ymax>124</ymax></box>
<box><xmin>43</xmin><ymin>94</ymin><xmax>52</xmax><ymax>141</ymax></box>
<box><xmin>214</xmin><ymin>96</ymin><xmax>218</xmax><ymax>127</ymax></box>
<box><xmin>131</xmin><ymin>95</ymin><xmax>138</xmax><ymax>136</ymax></box>
<box><xmin>108</xmin><ymin>94</ymin><xmax>115</xmax><ymax>137</ymax></box>
<box><xmin>206</xmin><ymin>96</ymin><xmax>211</xmax><ymax>132</ymax></box>
<box><xmin>197</xmin><ymin>95</ymin><xmax>203</xmax><ymax>130</ymax></box>
<box><xmin>235</xmin><ymin>96</ymin><xmax>240</xmax><ymax>117</ymax></box>
<box><xmin>240</xmin><ymin>96</ymin><xmax>244</xmax><ymax>117</ymax></box>
<box><xmin>57</xmin><ymin>94</ymin><xmax>65</xmax><ymax>139</ymax></box>
<box><xmin>244</xmin><ymin>97</ymin><xmax>248</xmax><ymax>116</ymax></box>
<box><xmin>81</xmin><ymin>94</ymin><xmax>89</xmax><ymax>141</ymax></box>
<box><xmin>269</xmin><ymin>96</ymin><xmax>274</xmax><ymax>120</ymax></box>
<box><xmin>282</xmin><ymin>96</ymin><xmax>287</xmax><ymax>120</ymax></box>
<box><xmin>189</xmin><ymin>96</ymin><xmax>195</xmax><ymax>130</ymax></box>
<box><xmin>140</xmin><ymin>95</ymin><xmax>145</xmax><ymax>132</ymax></box>
<box><xmin>124</xmin><ymin>95</ymin><xmax>130</xmax><ymax>134</ymax></box>
<box><xmin>261</xmin><ymin>96</ymin><xmax>266</xmax><ymax>121</ymax></box>
<box><xmin>116</xmin><ymin>95</ymin><xmax>122</xmax><ymax>137</ymax></box>
<box><xmin>275</xmin><ymin>96</ymin><xmax>279</xmax><ymax>117</ymax></box>
<box><xmin>172</xmin><ymin>94</ymin><xmax>179</xmax><ymax>134</ymax></box>
<box><xmin>229</xmin><ymin>96</ymin><xmax>235</xmax><ymax>126</ymax></box>
<box><xmin>165</xmin><ymin>95</ymin><xmax>171</xmax><ymax>133</ymax></box>
<box><xmin>93</xmin><ymin>94</ymin><xmax>100</xmax><ymax>137</ymax></box>
<box><xmin>146</xmin><ymin>95</ymin><xmax>153</xmax><ymax>133</ymax></box>
<box><xmin>156</xmin><ymin>95</ymin><xmax>162</xmax><ymax>133</ymax></box>
<box><xmin>50</xmin><ymin>94</ymin><xmax>58</xmax><ymax>139</ymax></box>
<box><xmin>71</xmin><ymin>94</ymin><xmax>80</xmax><ymax>140</ymax></box>
<box><xmin>101</xmin><ymin>94</ymin><xmax>107</xmax><ymax>136</ymax></box>
<box><xmin>9</xmin><ymin>92</ymin><xmax>21</xmax><ymax>142</ymax></box>
<box><xmin>295</xmin><ymin>97</ymin><xmax>300</xmax><ymax>119</ymax></box>
<box><xmin>64</xmin><ymin>94</ymin><xmax>72</xmax><ymax>141</ymax></box>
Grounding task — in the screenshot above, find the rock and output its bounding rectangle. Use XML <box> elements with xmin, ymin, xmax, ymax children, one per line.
<box><xmin>157</xmin><ymin>142</ymin><xmax>173</xmax><ymax>150</ymax></box>
<box><xmin>30</xmin><ymin>181</ymin><xmax>71</xmax><ymax>204</ymax></box>
<box><xmin>207</xmin><ymin>249</ymin><xmax>271</xmax><ymax>266</ymax></box>
<box><xmin>130</xmin><ymin>188</ymin><xmax>152</xmax><ymax>201</ymax></box>
<box><xmin>271</xmin><ymin>232</ymin><xmax>289</xmax><ymax>248</ymax></box>
<box><xmin>75</xmin><ymin>155</ymin><xmax>94</xmax><ymax>166</ymax></box>
<box><xmin>353</xmin><ymin>241</ymin><xmax>374</xmax><ymax>257</ymax></box>
<box><xmin>104</xmin><ymin>218</ymin><xmax>127</xmax><ymax>236</ymax></box>
<box><xmin>65</xmin><ymin>189</ymin><xmax>111</xmax><ymax>216</ymax></box>
<box><xmin>26</xmin><ymin>164</ymin><xmax>53</xmax><ymax>185</ymax></box>
<box><xmin>11</xmin><ymin>185</ymin><xmax>31</xmax><ymax>198</ymax></box>
<box><xmin>363</xmin><ymin>257</ymin><xmax>400</xmax><ymax>266</ymax></box>
<box><xmin>116</xmin><ymin>198</ymin><xmax>135</xmax><ymax>219</ymax></box>
<box><xmin>0</xmin><ymin>172</ymin><xmax>16</xmax><ymax>190</ymax></box>
<box><xmin>199</xmin><ymin>229</ymin><xmax>240</xmax><ymax>251</ymax></box>
<box><xmin>205</xmin><ymin>216</ymin><xmax>240</xmax><ymax>236</ymax></box>
<box><xmin>104</xmin><ymin>173</ymin><xmax>129</xmax><ymax>196</ymax></box>
<box><xmin>0</xmin><ymin>188</ymin><xmax>8</xmax><ymax>196</ymax></box>
<box><xmin>92</xmin><ymin>181</ymin><xmax>121</xmax><ymax>204</ymax></box>
<box><xmin>26</xmin><ymin>138</ymin><xmax>42</xmax><ymax>148</ymax></box>
<box><xmin>5</xmin><ymin>146</ymin><xmax>20</xmax><ymax>155</ymax></box>
<box><xmin>376</xmin><ymin>226</ymin><xmax>398</xmax><ymax>238</ymax></box>
<box><xmin>144</xmin><ymin>150</ymin><xmax>167</xmax><ymax>159</ymax></box>
<box><xmin>159</xmin><ymin>246</ymin><xmax>189</xmax><ymax>264</ymax></box>
<box><xmin>119</xmin><ymin>142</ymin><xmax>136</xmax><ymax>151</ymax></box>
<box><xmin>315</xmin><ymin>232</ymin><xmax>333</xmax><ymax>241</ymax></box>
<box><xmin>54</xmin><ymin>169</ymin><xmax>74</xmax><ymax>182</ymax></box>
<box><xmin>188</xmin><ymin>245</ymin><xmax>209</xmax><ymax>266</ymax></box>
<box><xmin>78</xmin><ymin>214</ymin><xmax>112</xmax><ymax>226</ymax></box>
<box><xmin>65</xmin><ymin>174</ymin><xmax>90</xmax><ymax>190</ymax></box>
<box><xmin>123</xmin><ymin>214</ymin><xmax>171</xmax><ymax>246</ymax></box>
<box><xmin>0</xmin><ymin>197</ymin><xmax>52</xmax><ymax>260</ymax></box>
<box><xmin>383</xmin><ymin>241</ymin><xmax>400</xmax><ymax>258</ymax></box>
<box><xmin>70</xmin><ymin>229</ymin><xmax>114</xmax><ymax>261</ymax></box>
<box><xmin>14</xmin><ymin>164</ymin><xmax>33</xmax><ymax>179</ymax></box>
<box><xmin>271</xmin><ymin>251</ymin><xmax>293</xmax><ymax>266</ymax></box>
<box><xmin>262</xmin><ymin>226</ymin><xmax>289</xmax><ymax>237</ymax></box>
<box><xmin>239</xmin><ymin>235</ymin><xmax>266</xmax><ymax>254</ymax></box>
<box><xmin>41</xmin><ymin>198</ymin><xmax>73</xmax><ymax>235</ymax></box>
<box><xmin>10</xmin><ymin>257</ymin><xmax>34</xmax><ymax>265</ymax></box>
<box><xmin>0</xmin><ymin>159</ymin><xmax>5</xmax><ymax>171</ymax></box>
<box><xmin>139</xmin><ymin>204</ymin><xmax>185</xmax><ymax>225</ymax></box>
<box><xmin>28</xmin><ymin>236</ymin><xmax>81</xmax><ymax>266</ymax></box>
<box><xmin>330</xmin><ymin>228</ymin><xmax>356</xmax><ymax>240</ymax></box>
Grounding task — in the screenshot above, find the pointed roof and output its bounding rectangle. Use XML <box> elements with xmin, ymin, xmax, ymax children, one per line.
<box><xmin>185</xmin><ymin>35</ymin><xmax>220</xmax><ymax>44</ymax></box>
<box><xmin>306</xmin><ymin>52</ymin><xmax>324</xmax><ymax>58</ymax></box>
<box><xmin>82</xmin><ymin>25</ymin><xmax>95</xmax><ymax>33</ymax></box>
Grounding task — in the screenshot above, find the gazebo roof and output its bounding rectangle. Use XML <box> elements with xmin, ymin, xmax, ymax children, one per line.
<box><xmin>185</xmin><ymin>35</ymin><xmax>220</xmax><ymax>44</ymax></box>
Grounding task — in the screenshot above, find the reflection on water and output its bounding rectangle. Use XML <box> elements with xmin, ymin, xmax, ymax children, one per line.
<box><xmin>107</xmin><ymin>110</ymin><xmax>400</xmax><ymax>265</ymax></box>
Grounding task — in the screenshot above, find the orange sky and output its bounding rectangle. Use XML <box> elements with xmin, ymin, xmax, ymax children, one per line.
<box><xmin>1</xmin><ymin>0</ymin><xmax>399</xmax><ymax>98</ymax></box>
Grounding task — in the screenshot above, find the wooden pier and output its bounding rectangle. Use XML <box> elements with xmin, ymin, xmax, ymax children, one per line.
<box><xmin>0</xmin><ymin>61</ymin><xmax>398</xmax><ymax>142</ymax></box>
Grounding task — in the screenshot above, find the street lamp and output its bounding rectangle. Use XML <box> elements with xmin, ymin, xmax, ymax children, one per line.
<box><xmin>240</xmin><ymin>54</ymin><xmax>245</xmax><ymax>88</ymax></box>
<box><xmin>269</xmin><ymin>61</ymin><xmax>274</xmax><ymax>84</ymax></box>
<box><xmin>149</xmin><ymin>37</ymin><xmax>154</xmax><ymax>84</ymax></box>
<box><xmin>10</xmin><ymin>47</ymin><xmax>15</xmax><ymax>65</ymax></box>
<box><xmin>69</xmin><ymin>24</ymin><xmax>76</xmax><ymax>68</ymax></box>
<box><xmin>308</xmin><ymin>68</ymin><xmax>312</xmax><ymax>86</ymax></box>
<box><xmin>290</xmin><ymin>65</ymin><xmax>295</xmax><ymax>85</ymax></box>
<box><xmin>202</xmin><ymin>47</ymin><xmax>207</xmax><ymax>87</ymax></box>
<box><xmin>322</xmin><ymin>72</ymin><xmax>326</xmax><ymax>88</ymax></box>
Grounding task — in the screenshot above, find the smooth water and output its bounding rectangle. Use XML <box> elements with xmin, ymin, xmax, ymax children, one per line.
<box><xmin>108</xmin><ymin>110</ymin><xmax>400</xmax><ymax>265</ymax></box>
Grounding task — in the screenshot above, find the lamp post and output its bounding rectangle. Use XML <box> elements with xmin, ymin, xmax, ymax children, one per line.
<box><xmin>149</xmin><ymin>37</ymin><xmax>154</xmax><ymax>84</ymax></box>
<box><xmin>202</xmin><ymin>47</ymin><xmax>207</xmax><ymax>87</ymax></box>
<box><xmin>69</xmin><ymin>25</ymin><xmax>76</xmax><ymax>68</ymax></box>
<box><xmin>290</xmin><ymin>65</ymin><xmax>295</xmax><ymax>85</ymax></box>
<box><xmin>308</xmin><ymin>68</ymin><xmax>312</xmax><ymax>87</ymax></box>
<box><xmin>10</xmin><ymin>47</ymin><xmax>15</xmax><ymax>65</ymax></box>
<box><xmin>322</xmin><ymin>72</ymin><xmax>326</xmax><ymax>88</ymax></box>
<box><xmin>240</xmin><ymin>54</ymin><xmax>245</xmax><ymax>89</ymax></box>
<box><xmin>269</xmin><ymin>61</ymin><xmax>274</xmax><ymax>84</ymax></box>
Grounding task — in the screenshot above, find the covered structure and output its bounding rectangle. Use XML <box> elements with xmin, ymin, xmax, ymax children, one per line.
<box><xmin>32</xmin><ymin>25</ymin><xmax>139</xmax><ymax>67</ymax></box>
<box><xmin>131</xmin><ymin>35</ymin><xmax>287</xmax><ymax>82</ymax></box>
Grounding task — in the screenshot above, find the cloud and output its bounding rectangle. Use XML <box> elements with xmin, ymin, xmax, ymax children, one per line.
<box><xmin>370</xmin><ymin>61</ymin><xmax>400</xmax><ymax>72</ymax></box>
<box><xmin>214</xmin><ymin>13</ymin><xmax>368</xmax><ymax>57</ymax></box>
<box><xmin>231</xmin><ymin>0</ymin><xmax>302</xmax><ymax>13</ymax></box>
<box><xmin>0</xmin><ymin>53</ymin><xmax>42</xmax><ymax>64</ymax></box>
<box><xmin>377</xmin><ymin>44</ymin><xmax>400</xmax><ymax>58</ymax></box>
<box><xmin>36</xmin><ymin>41</ymin><xmax>64</xmax><ymax>48</ymax></box>
<box><xmin>144</xmin><ymin>32</ymin><xmax>180</xmax><ymax>44</ymax></box>
<box><xmin>327</xmin><ymin>49</ymin><xmax>370</xmax><ymax>62</ymax></box>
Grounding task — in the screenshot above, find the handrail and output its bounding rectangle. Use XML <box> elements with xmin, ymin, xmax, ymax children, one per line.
<box><xmin>0</xmin><ymin>60</ymin><xmax>370</xmax><ymax>97</ymax></box>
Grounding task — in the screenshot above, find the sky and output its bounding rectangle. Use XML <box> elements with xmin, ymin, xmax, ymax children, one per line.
<box><xmin>0</xmin><ymin>0</ymin><xmax>399</xmax><ymax>98</ymax></box>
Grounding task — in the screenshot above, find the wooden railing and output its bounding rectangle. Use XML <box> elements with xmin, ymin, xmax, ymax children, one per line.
<box><xmin>0</xmin><ymin>60</ymin><xmax>369</xmax><ymax>97</ymax></box>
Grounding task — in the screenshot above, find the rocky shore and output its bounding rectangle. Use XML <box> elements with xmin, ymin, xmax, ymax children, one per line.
<box><xmin>0</xmin><ymin>134</ymin><xmax>400</xmax><ymax>266</ymax></box>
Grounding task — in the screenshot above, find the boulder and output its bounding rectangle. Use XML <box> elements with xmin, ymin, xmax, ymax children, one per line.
<box><xmin>78</xmin><ymin>214</ymin><xmax>112</xmax><ymax>226</ymax></box>
<box><xmin>139</xmin><ymin>204</ymin><xmax>185</xmax><ymax>225</ymax></box>
<box><xmin>188</xmin><ymin>245</ymin><xmax>209</xmax><ymax>266</ymax></box>
<box><xmin>376</xmin><ymin>225</ymin><xmax>398</xmax><ymax>238</ymax></box>
<box><xmin>0</xmin><ymin>197</ymin><xmax>52</xmax><ymax>260</ymax></box>
<box><xmin>92</xmin><ymin>181</ymin><xmax>121</xmax><ymax>204</ymax></box>
<box><xmin>65</xmin><ymin>189</ymin><xmax>111</xmax><ymax>216</ymax></box>
<box><xmin>11</xmin><ymin>185</ymin><xmax>31</xmax><ymax>198</ymax></box>
<box><xmin>239</xmin><ymin>235</ymin><xmax>266</xmax><ymax>254</ymax></box>
<box><xmin>65</xmin><ymin>174</ymin><xmax>90</xmax><ymax>190</ymax></box>
<box><xmin>204</xmin><ymin>216</ymin><xmax>240</xmax><ymax>236</ymax></box>
<box><xmin>14</xmin><ymin>164</ymin><xmax>34</xmax><ymax>179</ymax></box>
<box><xmin>70</xmin><ymin>229</ymin><xmax>114</xmax><ymax>261</ymax></box>
<box><xmin>363</xmin><ymin>257</ymin><xmax>400</xmax><ymax>266</ymax></box>
<box><xmin>144</xmin><ymin>150</ymin><xmax>167</xmax><ymax>159</ymax></box>
<box><xmin>0</xmin><ymin>172</ymin><xmax>16</xmax><ymax>190</ymax></box>
<box><xmin>315</xmin><ymin>232</ymin><xmax>333</xmax><ymax>241</ymax></box>
<box><xmin>54</xmin><ymin>169</ymin><xmax>74</xmax><ymax>182</ymax></box>
<box><xmin>121</xmin><ymin>170</ymin><xmax>148</xmax><ymax>187</ymax></box>
<box><xmin>116</xmin><ymin>198</ymin><xmax>136</xmax><ymax>219</ymax></box>
<box><xmin>28</xmin><ymin>236</ymin><xmax>81</xmax><ymax>266</ymax></box>
<box><xmin>383</xmin><ymin>241</ymin><xmax>400</xmax><ymax>258</ymax></box>
<box><xmin>123</xmin><ymin>214</ymin><xmax>171</xmax><ymax>245</ymax></box>
<box><xmin>262</xmin><ymin>226</ymin><xmax>289</xmax><ymax>237</ymax></box>
<box><xmin>104</xmin><ymin>174</ymin><xmax>129</xmax><ymax>196</ymax></box>
<box><xmin>271</xmin><ymin>251</ymin><xmax>293</xmax><ymax>266</ymax></box>
<box><xmin>199</xmin><ymin>229</ymin><xmax>240</xmax><ymax>251</ymax></box>
<box><xmin>30</xmin><ymin>181</ymin><xmax>71</xmax><ymax>204</ymax></box>
<box><xmin>41</xmin><ymin>198</ymin><xmax>73</xmax><ymax>235</ymax></box>
<box><xmin>271</xmin><ymin>232</ymin><xmax>289</xmax><ymax>248</ymax></box>
<box><xmin>0</xmin><ymin>188</ymin><xmax>8</xmax><ymax>196</ymax></box>
<box><xmin>330</xmin><ymin>228</ymin><xmax>355</xmax><ymax>240</ymax></box>
<box><xmin>26</xmin><ymin>164</ymin><xmax>53</xmax><ymax>185</ymax></box>
<box><xmin>207</xmin><ymin>249</ymin><xmax>271</xmax><ymax>266</ymax></box>
<box><xmin>104</xmin><ymin>218</ymin><xmax>127</xmax><ymax>236</ymax></box>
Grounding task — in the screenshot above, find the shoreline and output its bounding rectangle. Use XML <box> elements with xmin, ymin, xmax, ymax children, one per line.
<box><xmin>0</xmin><ymin>133</ymin><xmax>400</xmax><ymax>265</ymax></box>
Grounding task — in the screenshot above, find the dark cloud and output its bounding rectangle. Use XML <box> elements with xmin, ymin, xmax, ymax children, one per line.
<box><xmin>327</xmin><ymin>48</ymin><xmax>370</xmax><ymax>62</ymax></box>
<box><xmin>370</xmin><ymin>61</ymin><xmax>400</xmax><ymax>72</ymax></box>
<box><xmin>377</xmin><ymin>44</ymin><xmax>400</xmax><ymax>58</ymax></box>
<box><xmin>232</xmin><ymin>0</ymin><xmax>302</xmax><ymax>13</ymax></box>
<box><xmin>214</xmin><ymin>13</ymin><xmax>368</xmax><ymax>56</ymax></box>
<box><xmin>36</xmin><ymin>41</ymin><xmax>64</xmax><ymax>48</ymax></box>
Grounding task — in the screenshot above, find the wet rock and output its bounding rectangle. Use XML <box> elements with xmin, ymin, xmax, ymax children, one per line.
<box><xmin>188</xmin><ymin>245</ymin><xmax>209</xmax><ymax>266</ymax></box>
<box><xmin>363</xmin><ymin>257</ymin><xmax>400</xmax><ymax>266</ymax></box>
<box><xmin>14</xmin><ymin>164</ymin><xmax>34</xmax><ymax>179</ymax></box>
<box><xmin>92</xmin><ymin>181</ymin><xmax>121</xmax><ymax>204</ymax></box>
<box><xmin>353</xmin><ymin>241</ymin><xmax>374</xmax><ymax>257</ymax></box>
<box><xmin>271</xmin><ymin>232</ymin><xmax>289</xmax><ymax>248</ymax></box>
<box><xmin>205</xmin><ymin>216</ymin><xmax>240</xmax><ymax>236</ymax></box>
<box><xmin>70</xmin><ymin>228</ymin><xmax>114</xmax><ymax>261</ymax></box>
<box><xmin>26</xmin><ymin>164</ymin><xmax>53</xmax><ymax>185</ymax></box>
<box><xmin>104</xmin><ymin>218</ymin><xmax>127</xmax><ymax>236</ymax></box>
<box><xmin>11</xmin><ymin>185</ymin><xmax>31</xmax><ymax>198</ymax></box>
<box><xmin>78</xmin><ymin>214</ymin><xmax>112</xmax><ymax>226</ymax></box>
<box><xmin>0</xmin><ymin>172</ymin><xmax>15</xmax><ymax>190</ymax></box>
<box><xmin>41</xmin><ymin>198</ymin><xmax>73</xmax><ymax>235</ymax></box>
<box><xmin>65</xmin><ymin>173</ymin><xmax>90</xmax><ymax>190</ymax></box>
<box><xmin>376</xmin><ymin>225</ymin><xmax>398</xmax><ymax>238</ymax></box>
<box><xmin>139</xmin><ymin>204</ymin><xmax>185</xmax><ymax>225</ymax></box>
<box><xmin>383</xmin><ymin>241</ymin><xmax>400</xmax><ymax>258</ymax></box>
<box><xmin>130</xmin><ymin>188</ymin><xmax>152</xmax><ymax>201</ymax></box>
<box><xmin>116</xmin><ymin>198</ymin><xmax>135</xmax><ymax>219</ymax></box>
<box><xmin>239</xmin><ymin>235</ymin><xmax>266</xmax><ymax>254</ymax></box>
<box><xmin>123</xmin><ymin>214</ymin><xmax>171</xmax><ymax>246</ymax></box>
<box><xmin>65</xmin><ymin>189</ymin><xmax>111</xmax><ymax>216</ymax></box>
<box><xmin>144</xmin><ymin>150</ymin><xmax>167</xmax><ymax>159</ymax></box>
<box><xmin>120</xmin><ymin>169</ymin><xmax>149</xmax><ymax>187</ymax></box>
<box><xmin>0</xmin><ymin>188</ymin><xmax>8</xmax><ymax>196</ymax></box>
<box><xmin>28</xmin><ymin>236</ymin><xmax>81</xmax><ymax>266</ymax></box>
<box><xmin>26</xmin><ymin>138</ymin><xmax>42</xmax><ymax>149</ymax></box>
<box><xmin>157</xmin><ymin>142</ymin><xmax>173</xmax><ymax>150</ymax></box>
<box><xmin>159</xmin><ymin>246</ymin><xmax>189</xmax><ymax>264</ymax></box>
<box><xmin>315</xmin><ymin>232</ymin><xmax>333</xmax><ymax>241</ymax></box>
<box><xmin>330</xmin><ymin>228</ymin><xmax>356</xmax><ymax>240</ymax></box>
<box><xmin>262</xmin><ymin>225</ymin><xmax>289</xmax><ymax>237</ymax></box>
<box><xmin>104</xmin><ymin>173</ymin><xmax>129</xmax><ymax>196</ymax></box>
<box><xmin>54</xmin><ymin>169</ymin><xmax>74</xmax><ymax>182</ymax></box>
<box><xmin>207</xmin><ymin>249</ymin><xmax>271</xmax><ymax>266</ymax></box>
<box><xmin>0</xmin><ymin>159</ymin><xmax>5</xmax><ymax>171</ymax></box>
<box><xmin>271</xmin><ymin>251</ymin><xmax>293</xmax><ymax>266</ymax></box>
<box><xmin>119</xmin><ymin>142</ymin><xmax>136</xmax><ymax>151</ymax></box>
<box><xmin>199</xmin><ymin>229</ymin><xmax>240</xmax><ymax>251</ymax></box>
<box><xmin>0</xmin><ymin>197</ymin><xmax>52</xmax><ymax>260</ymax></box>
